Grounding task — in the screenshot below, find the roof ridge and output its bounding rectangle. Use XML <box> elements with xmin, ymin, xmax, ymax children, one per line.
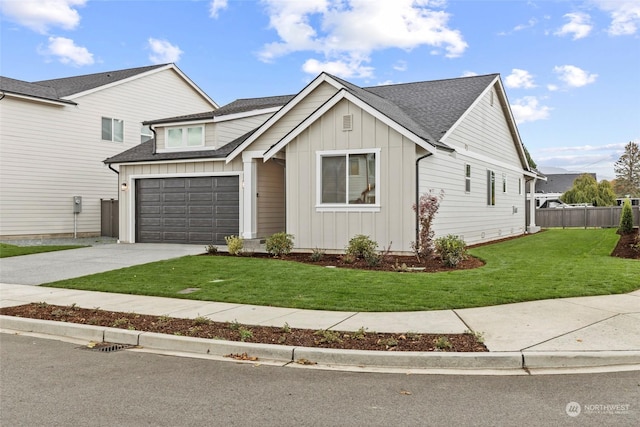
<box><xmin>363</xmin><ymin>73</ymin><xmax>499</xmax><ymax>90</ymax></box>
<box><xmin>33</xmin><ymin>63</ymin><xmax>170</xmax><ymax>85</ymax></box>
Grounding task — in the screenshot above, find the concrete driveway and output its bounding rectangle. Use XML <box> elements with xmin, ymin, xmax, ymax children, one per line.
<box><xmin>0</xmin><ymin>243</ymin><xmax>205</xmax><ymax>285</ymax></box>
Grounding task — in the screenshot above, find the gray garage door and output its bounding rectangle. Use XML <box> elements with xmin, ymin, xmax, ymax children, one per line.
<box><xmin>136</xmin><ymin>176</ymin><xmax>239</xmax><ymax>244</ymax></box>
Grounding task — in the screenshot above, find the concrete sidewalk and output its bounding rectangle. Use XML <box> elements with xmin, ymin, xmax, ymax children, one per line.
<box><xmin>1</xmin><ymin>283</ymin><xmax>639</xmax><ymax>371</ymax></box>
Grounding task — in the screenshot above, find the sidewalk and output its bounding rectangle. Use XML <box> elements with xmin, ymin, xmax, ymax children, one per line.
<box><xmin>1</xmin><ymin>283</ymin><xmax>639</xmax><ymax>372</ymax></box>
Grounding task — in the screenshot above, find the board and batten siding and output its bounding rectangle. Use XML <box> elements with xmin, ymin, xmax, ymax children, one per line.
<box><xmin>285</xmin><ymin>99</ymin><xmax>417</xmax><ymax>253</ymax></box>
<box><xmin>0</xmin><ymin>68</ymin><xmax>215</xmax><ymax>238</ymax></box>
<box><xmin>421</xmin><ymin>85</ymin><xmax>527</xmax><ymax>245</ymax></box>
<box><xmin>117</xmin><ymin>158</ymin><xmax>243</xmax><ymax>243</ymax></box>
<box><xmin>256</xmin><ymin>159</ymin><xmax>286</xmax><ymax>237</ymax></box>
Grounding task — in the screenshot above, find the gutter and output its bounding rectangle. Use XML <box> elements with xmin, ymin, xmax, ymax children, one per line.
<box><xmin>415</xmin><ymin>151</ymin><xmax>433</xmax><ymax>244</ymax></box>
<box><xmin>108</xmin><ymin>164</ymin><xmax>119</xmax><ymax>175</ymax></box>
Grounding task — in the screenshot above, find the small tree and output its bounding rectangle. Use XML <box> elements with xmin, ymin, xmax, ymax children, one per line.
<box><xmin>618</xmin><ymin>198</ymin><xmax>634</xmax><ymax>235</ymax></box>
<box><xmin>411</xmin><ymin>190</ymin><xmax>444</xmax><ymax>261</ymax></box>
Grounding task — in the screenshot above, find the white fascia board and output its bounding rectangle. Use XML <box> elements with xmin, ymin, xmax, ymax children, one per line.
<box><xmin>63</xmin><ymin>64</ymin><xmax>219</xmax><ymax>109</ymax></box>
<box><xmin>3</xmin><ymin>92</ymin><xmax>75</xmax><ymax>106</ymax></box>
<box><xmin>109</xmin><ymin>157</ymin><xmax>226</xmax><ymax>167</ymax></box>
<box><xmin>440</xmin><ymin>75</ymin><xmax>531</xmax><ymax>171</ymax></box>
<box><xmin>213</xmin><ymin>106</ymin><xmax>280</xmax><ymax>123</ymax></box>
<box><xmin>154</xmin><ymin>118</ymin><xmax>212</xmax><ymax>128</ymax></box>
<box><xmin>263</xmin><ymin>89</ymin><xmax>436</xmax><ymax>161</ymax></box>
<box><xmin>225</xmin><ymin>73</ymin><xmax>344</xmax><ymax>164</ymax></box>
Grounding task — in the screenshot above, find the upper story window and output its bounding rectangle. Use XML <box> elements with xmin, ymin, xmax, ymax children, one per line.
<box><xmin>317</xmin><ymin>149</ymin><xmax>379</xmax><ymax>210</ymax></box>
<box><xmin>165</xmin><ymin>126</ymin><xmax>204</xmax><ymax>149</ymax></box>
<box><xmin>102</xmin><ymin>117</ymin><xmax>123</xmax><ymax>142</ymax></box>
<box><xmin>141</xmin><ymin>125</ymin><xmax>153</xmax><ymax>143</ymax></box>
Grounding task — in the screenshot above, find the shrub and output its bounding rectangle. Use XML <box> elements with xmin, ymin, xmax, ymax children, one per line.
<box><xmin>224</xmin><ymin>235</ymin><xmax>244</xmax><ymax>256</ymax></box>
<box><xmin>345</xmin><ymin>234</ymin><xmax>378</xmax><ymax>259</ymax></box>
<box><xmin>618</xmin><ymin>198</ymin><xmax>634</xmax><ymax>235</ymax></box>
<box><xmin>363</xmin><ymin>251</ymin><xmax>381</xmax><ymax>267</ymax></box>
<box><xmin>310</xmin><ymin>248</ymin><xmax>325</xmax><ymax>262</ymax></box>
<box><xmin>434</xmin><ymin>234</ymin><xmax>468</xmax><ymax>267</ymax></box>
<box><xmin>205</xmin><ymin>244</ymin><xmax>218</xmax><ymax>255</ymax></box>
<box><xmin>411</xmin><ymin>190</ymin><xmax>444</xmax><ymax>261</ymax></box>
<box><xmin>265</xmin><ymin>232</ymin><xmax>294</xmax><ymax>257</ymax></box>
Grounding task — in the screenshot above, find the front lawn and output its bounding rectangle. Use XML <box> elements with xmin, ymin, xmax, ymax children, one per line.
<box><xmin>45</xmin><ymin>229</ymin><xmax>639</xmax><ymax>312</ymax></box>
<box><xmin>0</xmin><ymin>243</ymin><xmax>87</xmax><ymax>258</ymax></box>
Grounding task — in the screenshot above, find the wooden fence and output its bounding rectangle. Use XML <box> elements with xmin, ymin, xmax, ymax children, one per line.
<box><xmin>535</xmin><ymin>206</ymin><xmax>640</xmax><ymax>229</ymax></box>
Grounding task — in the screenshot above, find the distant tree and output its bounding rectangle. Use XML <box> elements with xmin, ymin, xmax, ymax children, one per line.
<box><xmin>523</xmin><ymin>145</ymin><xmax>537</xmax><ymax>169</ymax></box>
<box><xmin>561</xmin><ymin>174</ymin><xmax>616</xmax><ymax>206</ymax></box>
<box><xmin>614</xmin><ymin>141</ymin><xmax>640</xmax><ymax>197</ymax></box>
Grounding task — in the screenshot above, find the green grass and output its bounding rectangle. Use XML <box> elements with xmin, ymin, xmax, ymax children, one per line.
<box><xmin>45</xmin><ymin>229</ymin><xmax>639</xmax><ymax>312</ymax></box>
<box><xmin>0</xmin><ymin>243</ymin><xmax>87</xmax><ymax>258</ymax></box>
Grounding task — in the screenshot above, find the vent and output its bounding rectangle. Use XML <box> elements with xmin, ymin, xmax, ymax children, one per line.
<box><xmin>81</xmin><ymin>342</ymin><xmax>133</xmax><ymax>353</ymax></box>
<box><xmin>342</xmin><ymin>114</ymin><xmax>353</xmax><ymax>131</ymax></box>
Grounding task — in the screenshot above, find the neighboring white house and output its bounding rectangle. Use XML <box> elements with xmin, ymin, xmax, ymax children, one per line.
<box><xmin>0</xmin><ymin>64</ymin><xmax>218</xmax><ymax>239</ymax></box>
<box><xmin>105</xmin><ymin>72</ymin><xmax>540</xmax><ymax>253</ymax></box>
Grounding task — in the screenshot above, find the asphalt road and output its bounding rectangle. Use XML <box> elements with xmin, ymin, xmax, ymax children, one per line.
<box><xmin>1</xmin><ymin>333</ymin><xmax>638</xmax><ymax>427</ymax></box>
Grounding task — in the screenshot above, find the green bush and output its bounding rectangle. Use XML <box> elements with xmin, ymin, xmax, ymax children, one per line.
<box><xmin>310</xmin><ymin>248</ymin><xmax>325</xmax><ymax>262</ymax></box>
<box><xmin>224</xmin><ymin>235</ymin><xmax>244</xmax><ymax>256</ymax></box>
<box><xmin>618</xmin><ymin>198</ymin><xmax>634</xmax><ymax>235</ymax></box>
<box><xmin>434</xmin><ymin>234</ymin><xmax>468</xmax><ymax>267</ymax></box>
<box><xmin>265</xmin><ymin>232</ymin><xmax>294</xmax><ymax>257</ymax></box>
<box><xmin>345</xmin><ymin>234</ymin><xmax>378</xmax><ymax>259</ymax></box>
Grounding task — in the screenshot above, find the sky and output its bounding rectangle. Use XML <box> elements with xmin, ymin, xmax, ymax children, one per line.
<box><xmin>1</xmin><ymin>0</ymin><xmax>639</xmax><ymax>180</ymax></box>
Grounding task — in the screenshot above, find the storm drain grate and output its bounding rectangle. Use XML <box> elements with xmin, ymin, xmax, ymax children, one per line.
<box><xmin>80</xmin><ymin>342</ymin><xmax>134</xmax><ymax>353</ymax></box>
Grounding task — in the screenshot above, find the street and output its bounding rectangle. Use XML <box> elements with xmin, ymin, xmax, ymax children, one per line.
<box><xmin>1</xmin><ymin>333</ymin><xmax>638</xmax><ymax>426</ymax></box>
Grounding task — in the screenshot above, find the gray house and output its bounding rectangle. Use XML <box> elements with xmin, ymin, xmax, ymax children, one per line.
<box><xmin>105</xmin><ymin>72</ymin><xmax>539</xmax><ymax>253</ymax></box>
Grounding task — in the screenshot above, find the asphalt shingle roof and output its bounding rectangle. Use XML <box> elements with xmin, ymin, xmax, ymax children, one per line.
<box><xmin>0</xmin><ymin>76</ymin><xmax>76</xmax><ymax>104</ymax></box>
<box><xmin>535</xmin><ymin>173</ymin><xmax>597</xmax><ymax>193</ymax></box>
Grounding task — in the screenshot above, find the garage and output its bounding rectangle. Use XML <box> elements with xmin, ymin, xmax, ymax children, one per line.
<box><xmin>136</xmin><ymin>176</ymin><xmax>239</xmax><ymax>244</ymax></box>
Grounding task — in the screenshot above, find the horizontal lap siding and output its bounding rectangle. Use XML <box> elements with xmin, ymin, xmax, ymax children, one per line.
<box><xmin>424</xmin><ymin>86</ymin><xmax>526</xmax><ymax>245</ymax></box>
<box><xmin>0</xmin><ymin>69</ymin><xmax>215</xmax><ymax>237</ymax></box>
<box><xmin>286</xmin><ymin>100</ymin><xmax>416</xmax><ymax>252</ymax></box>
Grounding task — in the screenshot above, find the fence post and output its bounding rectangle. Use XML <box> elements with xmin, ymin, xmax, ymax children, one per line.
<box><xmin>584</xmin><ymin>205</ymin><xmax>587</xmax><ymax>229</ymax></box>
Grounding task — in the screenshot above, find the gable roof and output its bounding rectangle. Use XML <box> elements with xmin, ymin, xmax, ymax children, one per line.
<box><xmin>535</xmin><ymin>173</ymin><xmax>597</xmax><ymax>193</ymax></box>
<box><xmin>0</xmin><ymin>76</ymin><xmax>77</xmax><ymax>105</ymax></box>
<box><xmin>1</xmin><ymin>63</ymin><xmax>218</xmax><ymax>108</ymax></box>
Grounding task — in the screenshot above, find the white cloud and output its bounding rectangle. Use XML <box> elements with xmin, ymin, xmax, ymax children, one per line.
<box><xmin>393</xmin><ymin>60</ymin><xmax>407</xmax><ymax>72</ymax></box>
<box><xmin>510</xmin><ymin>96</ymin><xmax>551</xmax><ymax>124</ymax></box>
<box><xmin>259</xmin><ymin>0</ymin><xmax>467</xmax><ymax>79</ymax></box>
<box><xmin>41</xmin><ymin>36</ymin><xmax>93</xmax><ymax>66</ymax></box>
<box><xmin>461</xmin><ymin>70</ymin><xmax>478</xmax><ymax>77</ymax></box>
<box><xmin>0</xmin><ymin>0</ymin><xmax>86</xmax><ymax>34</ymax></box>
<box><xmin>555</xmin><ymin>12</ymin><xmax>592</xmax><ymax>40</ymax></box>
<box><xmin>553</xmin><ymin>65</ymin><xmax>598</xmax><ymax>88</ymax></box>
<box><xmin>209</xmin><ymin>0</ymin><xmax>228</xmax><ymax>19</ymax></box>
<box><xmin>498</xmin><ymin>17</ymin><xmax>537</xmax><ymax>36</ymax></box>
<box><xmin>505</xmin><ymin>69</ymin><xmax>536</xmax><ymax>89</ymax></box>
<box><xmin>592</xmin><ymin>0</ymin><xmax>640</xmax><ymax>36</ymax></box>
<box><xmin>148</xmin><ymin>38</ymin><xmax>183</xmax><ymax>64</ymax></box>
<box><xmin>302</xmin><ymin>58</ymin><xmax>374</xmax><ymax>79</ymax></box>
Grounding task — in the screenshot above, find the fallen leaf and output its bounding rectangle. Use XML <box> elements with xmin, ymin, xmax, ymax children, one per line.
<box><xmin>86</xmin><ymin>341</ymin><xmax>97</xmax><ymax>349</ymax></box>
<box><xmin>296</xmin><ymin>358</ymin><xmax>317</xmax><ymax>365</ymax></box>
<box><xmin>400</xmin><ymin>390</ymin><xmax>412</xmax><ymax>395</ymax></box>
<box><xmin>224</xmin><ymin>352</ymin><xmax>258</xmax><ymax>361</ymax></box>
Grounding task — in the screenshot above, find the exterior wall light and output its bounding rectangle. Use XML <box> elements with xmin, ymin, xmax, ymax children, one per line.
<box><xmin>121</xmin><ymin>182</ymin><xmax>128</xmax><ymax>191</ymax></box>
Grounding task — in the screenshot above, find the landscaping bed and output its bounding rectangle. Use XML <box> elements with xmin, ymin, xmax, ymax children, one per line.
<box><xmin>611</xmin><ymin>228</ymin><xmax>640</xmax><ymax>260</ymax></box>
<box><xmin>0</xmin><ymin>303</ymin><xmax>488</xmax><ymax>352</ymax></box>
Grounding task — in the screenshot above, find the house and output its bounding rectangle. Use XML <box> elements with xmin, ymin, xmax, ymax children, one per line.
<box><xmin>0</xmin><ymin>64</ymin><xmax>218</xmax><ymax>239</ymax></box>
<box><xmin>534</xmin><ymin>173</ymin><xmax>597</xmax><ymax>207</ymax></box>
<box><xmin>105</xmin><ymin>72</ymin><xmax>539</xmax><ymax>253</ymax></box>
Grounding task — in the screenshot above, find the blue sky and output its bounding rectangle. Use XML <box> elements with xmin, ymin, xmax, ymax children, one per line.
<box><xmin>1</xmin><ymin>0</ymin><xmax>639</xmax><ymax>180</ymax></box>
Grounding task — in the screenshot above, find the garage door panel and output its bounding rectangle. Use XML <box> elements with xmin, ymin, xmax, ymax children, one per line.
<box><xmin>136</xmin><ymin>176</ymin><xmax>239</xmax><ymax>244</ymax></box>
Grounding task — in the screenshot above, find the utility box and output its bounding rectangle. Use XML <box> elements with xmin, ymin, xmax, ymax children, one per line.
<box><xmin>73</xmin><ymin>196</ymin><xmax>82</xmax><ymax>213</ymax></box>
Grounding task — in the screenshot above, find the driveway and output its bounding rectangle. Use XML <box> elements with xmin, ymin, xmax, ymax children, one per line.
<box><xmin>0</xmin><ymin>243</ymin><xmax>205</xmax><ymax>285</ymax></box>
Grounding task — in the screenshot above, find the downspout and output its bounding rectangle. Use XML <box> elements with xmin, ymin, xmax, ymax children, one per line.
<box><xmin>150</xmin><ymin>124</ymin><xmax>157</xmax><ymax>155</ymax></box>
<box><xmin>415</xmin><ymin>152</ymin><xmax>433</xmax><ymax>244</ymax></box>
<box><xmin>108</xmin><ymin>164</ymin><xmax>119</xmax><ymax>175</ymax></box>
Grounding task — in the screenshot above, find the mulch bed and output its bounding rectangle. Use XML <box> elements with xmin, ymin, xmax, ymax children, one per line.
<box><xmin>0</xmin><ymin>303</ymin><xmax>487</xmax><ymax>352</ymax></box>
<box><xmin>611</xmin><ymin>228</ymin><xmax>640</xmax><ymax>260</ymax></box>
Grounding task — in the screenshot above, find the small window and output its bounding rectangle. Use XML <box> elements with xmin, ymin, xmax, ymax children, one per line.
<box><xmin>165</xmin><ymin>126</ymin><xmax>204</xmax><ymax>149</ymax></box>
<box><xmin>465</xmin><ymin>164</ymin><xmax>471</xmax><ymax>193</ymax></box>
<box><xmin>487</xmin><ymin>170</ymin><xmax>496</xmax><ymax>206</ymax></box>
<box><xmin>102</xmin><ymin>117</ymin><xmax>123</xmax><ymax>142</ymax></box>
<box><xmin>141</xmin><ymin>125</ymin><xmax>153</xmax><ymax>143</ymax></box>
<box><xmin>518</xmin><ymin>178</ymin><xmax>522</xmax><ymax>195</ymax></box>
<box><xmin>319</xmin><ymin>150</ymin><xmax>378</xmax><ymax>206</ymax></box>
<box><xmin>502</xmin><ymin>173</ymin><xmax>507</xmax><ymax>193</ymax></box>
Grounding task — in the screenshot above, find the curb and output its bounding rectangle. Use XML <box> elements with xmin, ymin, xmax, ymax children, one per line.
<box><xmin>2</xmin><ymin>316</ymin><xmax>640</xmax><ymax>371</ymax></box>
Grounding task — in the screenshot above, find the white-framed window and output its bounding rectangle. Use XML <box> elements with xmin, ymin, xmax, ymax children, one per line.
<box><xmin>518</xmin><ymin>178</ymin><xmax>522</xmax><ymax>195</ymax></box>
<box><xmin>102</xmin><ymin>117</ymin><xmax>123</xmax><ymax>142</ymax></box>
<box><xmin>317</xmin><ymin>149</ymin><xmax>380</xmax><ymax>209</ymax></box>
<box><xmin>165</xmin><ymin>126</ymin><xmax>204</xmax><ymax>149</ymax></box>
<box><xmin>487</xmin><ymin>170</ymin><xmax>496</xmax><ymax>206</ymax></box>
<box><xmin>502</xmin><ymin>173</ymin><xmax>507</xmax><ymax>193</ymax></box>
<box><xmin>465</xmin><ymin>164</ymin><xmax>471</xmax><ymax>193</ymax></box>
<box><xmin>141</xmin><ymin>125</ymin><xmax>153</xmax><ymax>143</ymax></box>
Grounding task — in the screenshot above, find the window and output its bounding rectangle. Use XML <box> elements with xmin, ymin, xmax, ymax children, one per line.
<box><xmin>487</xmin><ymin>170</ymin><xmax>496</xmax><ymax>206</ymax></box>
<box><xmin>165</xmin><ymin>126</ymin><xmax>204</xmax><ymax>149</ymax></box>
<box><xmin>465</xmin><ymin>164</ymin><xmax>471</xmax><ymax>193</ymax></box>
<box><xmin>518</xmin><ymin>178</ymin><xmax>522</xmax><ymax>195</ymax></box>
<box><xmin>502</xmin><ymin>173</ymin><xmax>507</xmax><ymax>193</ymax></box>
<box><xmin>318</xmin><ymin>150</ymin><xmax>378</xmax><ymax>207</ymax></box>
<box><xmin>141</xmin><ymin>125</ymin><xmax>153</xmax><ymax>143</ymax></box>
<box><xmin>102</xmin><ymin>117</ymin><xmax>123</xmax><ymax>142</ymax></box>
